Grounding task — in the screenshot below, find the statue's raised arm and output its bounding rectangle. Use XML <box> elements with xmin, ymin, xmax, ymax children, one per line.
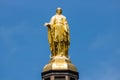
<box><xmin>44</xmin><ymin>8</ymin><xmax>70</xmax><ymax>58</ymax></box>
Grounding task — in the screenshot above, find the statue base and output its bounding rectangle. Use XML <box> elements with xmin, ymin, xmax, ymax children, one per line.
<box><xmin>43</xmin><ymin>56</ymin><xmax>77</xmax><ymax>72</ymax></box>
<box><xmin>42</xmin><ymin>56</ymin><xmax>79</xmax><ymax>80</ymax></box>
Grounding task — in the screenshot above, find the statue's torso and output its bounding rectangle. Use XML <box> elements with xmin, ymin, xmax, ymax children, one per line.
<box><xmin>54</xmin><ymin>15</ymin><xmax>65</xmax><ymax>25</ymax></box>
<box><xmin>52</xmin><ymin>15</ymin><xmax>66</xmax><ymax>41</ymax></box>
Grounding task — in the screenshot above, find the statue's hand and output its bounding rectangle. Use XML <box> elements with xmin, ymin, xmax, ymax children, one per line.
<box><xmin>44</xmin><ymin>23</ymin><xmax>51</xmax><ymax>28</ymax></box>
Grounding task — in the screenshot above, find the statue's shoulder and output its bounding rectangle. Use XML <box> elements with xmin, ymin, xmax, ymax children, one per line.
<box><xmin>61</xmin><ymin>15</ymin><xmax>66</xmax><ymax>18</ymax></box>
<box><xmin>51</xmin><ymin>15</ymin><xmax>56</xmax><ymax>19</ymax></box>
<box><xmin>52</xmin><ymin>15</ymin><xmax>66</xmax><ymax>19</ymax></box>
<box><xmin>61</xmin><ymin>15</ymin><xmax>67</xmax><ymax>20</ymax></box>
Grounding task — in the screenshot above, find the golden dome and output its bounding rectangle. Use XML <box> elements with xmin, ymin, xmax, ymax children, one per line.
<box><xmin>43</xmin><ymin>56</ymin><xmax>78</xmax><ymax>72</ymax></box>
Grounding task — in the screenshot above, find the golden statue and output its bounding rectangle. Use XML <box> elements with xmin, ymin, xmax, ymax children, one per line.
<box><xmin>44</xmin><ymin>8</ymin><xmax>70</xmax><ymax>58</ymax></box>
<box><xmin>43</xmin><ymin>8</ymin><xmax>78</xmax><ymax>72</ymax></box>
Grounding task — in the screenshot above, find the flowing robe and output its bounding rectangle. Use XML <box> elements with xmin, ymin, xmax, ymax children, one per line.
<box><xmin>48</xmin><ymin>14</ymin><xmax>70</xmax><ymax>58</ymax></box>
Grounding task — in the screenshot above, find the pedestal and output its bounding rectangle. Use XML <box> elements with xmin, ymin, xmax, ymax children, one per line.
<box><xmin>41</xmin><ymin>56</ymin><xmax>79</xmax><ymax>80</ymax></box>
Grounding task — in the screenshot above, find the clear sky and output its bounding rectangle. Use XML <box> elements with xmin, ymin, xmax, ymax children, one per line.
<box><xmin>0</xmin><ymin>0</ymin><xmax>120</xmax><ymax>80</ymax></box>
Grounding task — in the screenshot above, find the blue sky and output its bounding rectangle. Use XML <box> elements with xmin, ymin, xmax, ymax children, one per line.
<box><xmin>0</xmin><ymin>0</ymin><xmax>120</xmax><ymax>80</ymax></box>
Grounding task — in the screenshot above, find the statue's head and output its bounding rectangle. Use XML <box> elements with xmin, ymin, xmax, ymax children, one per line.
<box><xmin>56</xmin><ymin>8</ymin><xmax>62</xmax><ymax>15</ymax></box>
